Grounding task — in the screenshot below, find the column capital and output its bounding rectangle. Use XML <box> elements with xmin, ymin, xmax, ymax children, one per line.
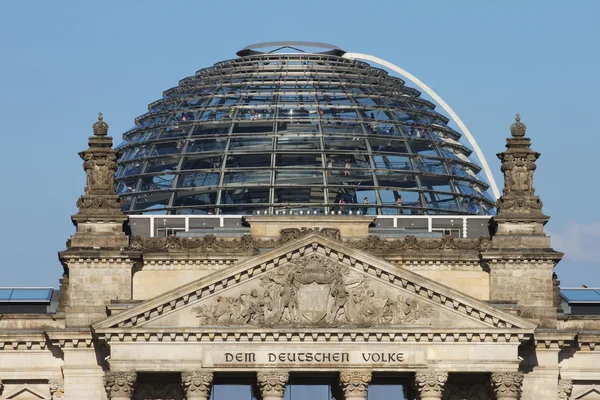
<box><xmin>49</xmin><ymin>379</ymin><xmax>65</xmax><ymax>399</ymax></box>
<box><xmin>558</xmin><ymin>379</ymin><xmax>573</xmax><ymax>400</ymax></box>
<box><xmin>415</xmin><ymin>370</ymin><xmax>448</xmax><ymax>399</ymax></box>
<box><xmin>181</xmin><ymin>371</ymin><xmax>213</xmax><ymax>399</ymax></box>
<box><xmin>256</xmin><ymin>371</ymin><xmax>289</xmax><ymax>399</ymax></box>
<box><xmin>104</xmin><ymin>371</ymin><xmax>137</xmax><ymax>399</ymax></box>
<box><xmin>491</xmin><ymin>371</ymin><xmax>523</xmax><ymax>399</ymax></box>
<box><xmin>339</xmin><ymin>370</ymin><xmax>372</xmax><ymax>399</ymax></box>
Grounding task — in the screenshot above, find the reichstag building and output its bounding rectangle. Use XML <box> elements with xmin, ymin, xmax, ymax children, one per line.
<box><xmin>1</xmin><ymin>42</ymin><xmax>598</xmax><ymax>400</ymax></box>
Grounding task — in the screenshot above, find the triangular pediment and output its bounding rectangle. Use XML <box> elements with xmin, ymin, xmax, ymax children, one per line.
<box><xmin>94</xmin><ymin>233</ymin><xmax>536</xmax><ymax>332</ymax></box>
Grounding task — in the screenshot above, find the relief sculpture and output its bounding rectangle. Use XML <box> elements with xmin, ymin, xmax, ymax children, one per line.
<box><xmin>193</xmin><ymin>254</ymin><xmax>432</xmax><ymax>327</ymax></box>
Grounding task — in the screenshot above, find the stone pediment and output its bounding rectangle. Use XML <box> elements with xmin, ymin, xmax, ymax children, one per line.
<box><xmin>94</xmin><ymin>233</ymin><xmax>536</xmax><ymax>332</ymax></box>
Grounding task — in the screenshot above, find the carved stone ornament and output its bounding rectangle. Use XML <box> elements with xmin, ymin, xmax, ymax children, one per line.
<box><xmin>339</xmin><ymin>370</ymin><xmax>372</xmax><ymax>398</ymax></box>
<box><xmin>495</xmin><ymin>114</ymin><xmax>548</xmax><ymax>222</ymax></box>
<box><xmin>181</xmin><ymin>371</ymin><xmax>213</xmax><ymax>398</ymax></box>
<box><xmin>49</xmin><ymin>380</ymin><xmax>65</xmax><ymax>400</ymax></box>
<box><xmin>557</xmin><ymin>379</ymin><xmax>573</xmax><ymax>400</ymax></box>
<box><xmin>415</xmin><ymin>370</ymin><xmax>448</xmax><ymax>399</ymax></box>
<box><xmin>280</xmin><ymin>227</ymin><xmax>341</xmax><ymax>243</ymax></box>
<box><xmin>490</xmin><ymin>371</ymin><xmax>523</xmax><ymax>399</ymax></box>
<box><xmin>193</xmin><ymin>253</ymin><xmax>432</xmax><ymax>327</ymax></box>
<box><xmin>56</xmin><ymin>273</ymin><xmax>69</xmax><ymax>312</ymax></box>
<box><xmin>74</xmin><ymin>113</ymin><xmax>123</xmax><ymax>216</ymax></box>
<box><xmin>104</xmin><ymin>371</ymin><xmax>138</xmax><ymax>398</ymax></box>
<box><xmin>256</xmin><ymin>371</ymin><xmax>289</xmax><ymax>398</ymax></box>
<box><xmin>346</xmin><ymin>235</ymin><xmax>491</xmax><ymax>253</ymax></box>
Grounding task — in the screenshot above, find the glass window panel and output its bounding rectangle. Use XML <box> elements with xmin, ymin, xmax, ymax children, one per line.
<box><xmin>186</xmin><ymin>139</ymin><xmax>226</xmax><ymax>153</ymax></box>
<box><xmin>375</xmin><ymin>170</ymin><xmax>416</xmax><ymax>188</ymax></box>
<box><xmin>132</xmin><ymin>192</ymin><xmax>170</xmax><ymax>211</ymax></box>
<box><xmin>144</xmin><ymin>157</ymin><xmax>179</xmax><ymax>174</ymax></box>
<box><xmin>122</xmin><ymin>162</ymin><xmax>144</xmax><ymax>177</ymax></box>
<box><xmin>121</xmin><ymin>195</ymin><xmax>134</xmax><ymax>211</ymax></box>
<box><xmin>139</xmin><ymin>174</ymin><xmax>175</xmax><ymax>191</ymax></box>
<box><xmin>373</xmin><ymin>155</ymin><xmax>411</xmax><ymax>170</ymax></box>
<box><xmin>275</xmin><ymin>153</ymin><xmax>323</xmax><ymax>167</ymax></box>
<box><xmin>275</xmin><ymin>187</ymin><xmax>325</xmax><ymax>205</ymax></box>
<box><xmin>322</xmin><ymin>123</ymin><xmax>362</xmax><ymax>135</ymax></box>
<box><xmin>182</xmin><ymin>155</ymin><xmax>223</xmax><ymax>170</ymax></box>
<box><xmin>223</xmin><ymin>171</ymin><xmax>270</xmax><ymax>185</ymax></box>
<box><xmin>276</xmin><ymin>170</ymin><xmax>322</xmax><ymax>185</ymax></box>
<box><xmin>369</xmin><ymin>139</ymin><xmax>407</xmax><ymax>153</ymax></box>
<box><xmin>190</xmin><ymin>124</ymin><xmax>230</xmax><ymax>137</ymax></box>
<box><xmin>225</xmin><ymin>154</ymin><xmax>271</xmax><ymax>168</ymax></box>
<box><xmin>232</xmin><ymin>121</ymin><xmax>274</xmax><ymax>133</ymax></box>
<box><xmin>177</xmin><ymin>172</ymin><xmax>220</xmax><ymax>188</ymax></box>
<box><xmin>276</xmin><ymin>136</ymin><xmax>320</xmax><ymax>150</ymax></box>
<box><xmin>222</xmin><ymin>188</ymin><xmax>269</xmax><ymax>204</ymax></box>
<box><xmin>0</xmin><ymin>289</ymin><xmax>12</xmax><ymax>300</ymax></box>
<box><xmin>151</xmin><ymin>142</ymin><xmax>181</xmax><ymax>156</ymax></box>
<box><xmin>324</xmin><ymin>136</ymin><xmax>367</xmax><ymax>151</ymax></box>
<box><xmin>229</xmin><ymin>137</ymin><xmax>273</xmax><ymax>151</ymax></box>
<box><xmin>117</xmin><ymin>178</ymin><xmax>138</xmax><ymax>194</ymax></box>
<box><xmin>173</xmin><ymin>190</ymin><xmax>218</xmax><ymax>207</ymax></box>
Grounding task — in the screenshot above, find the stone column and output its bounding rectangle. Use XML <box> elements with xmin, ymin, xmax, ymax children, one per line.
<box><xmin>256</xmin><ymin>371</ymin><xmax>289</xmax><ymax>400</ymax></box>
<box><xmin>491</xmin><ymin>372</ymin><xmax>523</xmax><ymax>400</ymax></box>
<box><xmin>49</xmin><ymin>379</ymin><xmax>65</xmax><ymax>399</ymax></box>
<box><xmin>558</xmin><ymin>380</ymin><xmax>573</xmax><ymax>400</ymax></box>
<box><xmin>339</xmin><ymin>370</ymin><xmax>372</xmax><ymax>400</ymax></box>
<box><xmin>104</xmin><ymin>371</ymin><xmax>137</xmax><ymax>400</ymax></box>
<box><xmin>181</xmin><ymin>371</ymin><xmax>213</xmax><ymax>400</ymax></box>
<box><xmin>414</xmin><ymin>370</ymin><xmax>448</xmax><ymax>400</ymax></box>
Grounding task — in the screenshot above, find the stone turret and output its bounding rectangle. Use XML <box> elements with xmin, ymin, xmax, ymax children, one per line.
<box><xmin>69</xmin><ymin>112</ymin><xmax>129</xmax><ymax>249</ymax></box>
<box><xmin>483</xmin><ymin>115</ymin><xmax>562</xmax><ymax>327</ymax></box>
<box><xmin>59</xmin><ymin>114</ymin><xmax>140</xmax><ymax>327</ymax></box>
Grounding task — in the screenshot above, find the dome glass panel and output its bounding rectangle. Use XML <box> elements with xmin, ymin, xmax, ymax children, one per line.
<box><xmin>115</xmin><ymin>44</ymin><xmax>495</xmax><ymax>215</ymax></box>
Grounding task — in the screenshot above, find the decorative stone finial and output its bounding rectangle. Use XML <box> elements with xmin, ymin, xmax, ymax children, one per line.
<box><xmin>510</xmin><ymin>113</ymin><xmax>526</xmax><ymax>137</ymax></box>
<box><xmin>494</xmin><ymin>114</ymin><xmax>549</xmax><ymax>230</ymax></box>
<box><xmin>93</xmin><ymin>112</ymin><xmax>109</xmax><ymax>136</ymax></box>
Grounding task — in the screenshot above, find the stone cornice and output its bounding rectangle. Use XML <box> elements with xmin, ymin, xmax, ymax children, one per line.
<box><xmin>481</xmin><ymin>249</ymin><xmax>563</xmax><ymax>263</ymax></box>
<box><xmin>95</xmin><ymin>328</ymin><xmax>533</xmax><ymax>345</ymax></box>
<box><xmin>533</xmin><ymin>331</ymin><xmax>577</xmax><ymax>349</ymax></box>
<box><xmin>577</xmin><ymin>333</ymin><xmax>600</xmax><ymax>351</ymax></box>
<box><xmin>46</xmin><ymin>330</ymin><xmax>95</xmax><ymax>349</ymax></box>
<box><xmin>94</xmin><ymin>233</ymin><xmax>537</xmax><ymax>331</ymax></box>
<box><xmin>0</xmin><ymin>332</ymin><xmax>47</xmax><ymax>350</ymax></box>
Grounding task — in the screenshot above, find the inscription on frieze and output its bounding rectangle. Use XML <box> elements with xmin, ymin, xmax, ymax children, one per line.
<box><xmin>203</xmin><ymin>350</ymin><xmax>426</xmax><ymax>367</ymax></box>
<box><xmin>193</xmin><ymin>254</ymin><xmax>433</xmax><ymax>327</ymax></box>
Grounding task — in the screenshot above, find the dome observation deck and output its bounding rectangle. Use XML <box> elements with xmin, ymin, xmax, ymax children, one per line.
<box><xmin>115</xmin><ymin>42</ymin><xmax>495</xmax><ymax>216</ymax></box>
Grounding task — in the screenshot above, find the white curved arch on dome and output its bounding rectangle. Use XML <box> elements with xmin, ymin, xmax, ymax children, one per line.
<box><xmin>342</xmin><ymin>52</ymin><xmax>501</xmax><ymax>200</ymax></box>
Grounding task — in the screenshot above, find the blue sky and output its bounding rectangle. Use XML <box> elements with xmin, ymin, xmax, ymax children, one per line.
<box><xmin>0</xmin><ymin>1</ymin><xmax>598</xmax><ymax>288</ymax></box>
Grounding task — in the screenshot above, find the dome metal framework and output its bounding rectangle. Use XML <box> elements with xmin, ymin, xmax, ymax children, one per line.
<box><xmin>115</xmin><ymin>43</ymin><xmax>495</xmax><ymax>215</ymax></box>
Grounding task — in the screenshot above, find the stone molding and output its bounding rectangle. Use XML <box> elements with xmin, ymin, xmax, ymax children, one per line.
<box><xmin>414</xmin><ymin>370</ymin><xmax>448</xmax><ymax>398</ymax></box>
<box><xmin>534</xmin><ymin>332</ymin><xmax>576</xmax><ymax>350</ymax></box>
<box><xmin>94</xmin><ymin>236</ymin><xmax>536</xmax><ymax>331</ymax></box>
<box><xmin>0</xmin><ymin>333</ymin><xmax>47</xmax><ymax>350</ymax></box>
<box><xmin>129</xmin><ymin>232</ymin><xmax>492</xmax><ymax>254</ymax></box>
<box><xmin>557</xmin><ymin>379</ymin><xmax>573</xmax><ymax>400</ymax></box>
<box><xmin>256</xmin><ymin>371</ymin><xmax>289</xmax><ymax>398</ymax></box>
<box><xmin>142</xmin><ymin>260</ymin><xmax>237</xmax><ymax>270</ymax></box>
<box><xmin>181</xmin><ymin>371</ymin><xmax>213</xmax><ymax>398</ymax></box>
<box><xmin>577</xmin><ymin>334</ymin><xmax>600</xmax><ymax>351</ymax></box>
<box><xmin>339</xmin><ymin>370</ymin><xmax>371</xmax><ymax>398</ymax></box>
<box><xmin>104</xmin><ymin>371</ymin><xmax>137</xmax><ymax>398</ymax></box>
<box><xmin>49</xmin><ymin>379</ymin><xmax>65</xmax><ymax>399</ymax></box>
<box><xmin>490</xmin><ymin>371</ymin><xmax>523</xmax><ymax>399</ymax></box>
<box><xmin>99</xmin><ymin>329</ymin><xmax>530</xmax><ymax>344</ymax></box>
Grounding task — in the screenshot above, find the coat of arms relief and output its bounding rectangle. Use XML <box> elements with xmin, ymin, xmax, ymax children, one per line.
<box><xmin>193</xmin><ymin>254</ymin><xmax>433</xmax><ymax>327</ymax></box>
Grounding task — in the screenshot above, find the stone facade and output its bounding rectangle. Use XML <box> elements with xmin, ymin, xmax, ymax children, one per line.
<box><xmin>0</xmin><ymin>115</ymin><xmax>598</xmax><ymax>400</ymax></box>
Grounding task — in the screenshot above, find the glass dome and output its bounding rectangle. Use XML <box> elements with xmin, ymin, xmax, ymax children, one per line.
<box><xmin>115</xmin><ymin>43</ymin><xmax>495</xmax><ymax>216</ymax></box>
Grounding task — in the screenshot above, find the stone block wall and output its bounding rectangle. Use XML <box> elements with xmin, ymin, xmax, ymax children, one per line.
<box><xmin>65</xmin><ymin>258</ymin><xmax>136</xmax><ymax>327</ymax></box>
<box><xmin>489</xmin><ymin>259</ymin><xmax>556</xmax><ymax>325</ymax></box>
